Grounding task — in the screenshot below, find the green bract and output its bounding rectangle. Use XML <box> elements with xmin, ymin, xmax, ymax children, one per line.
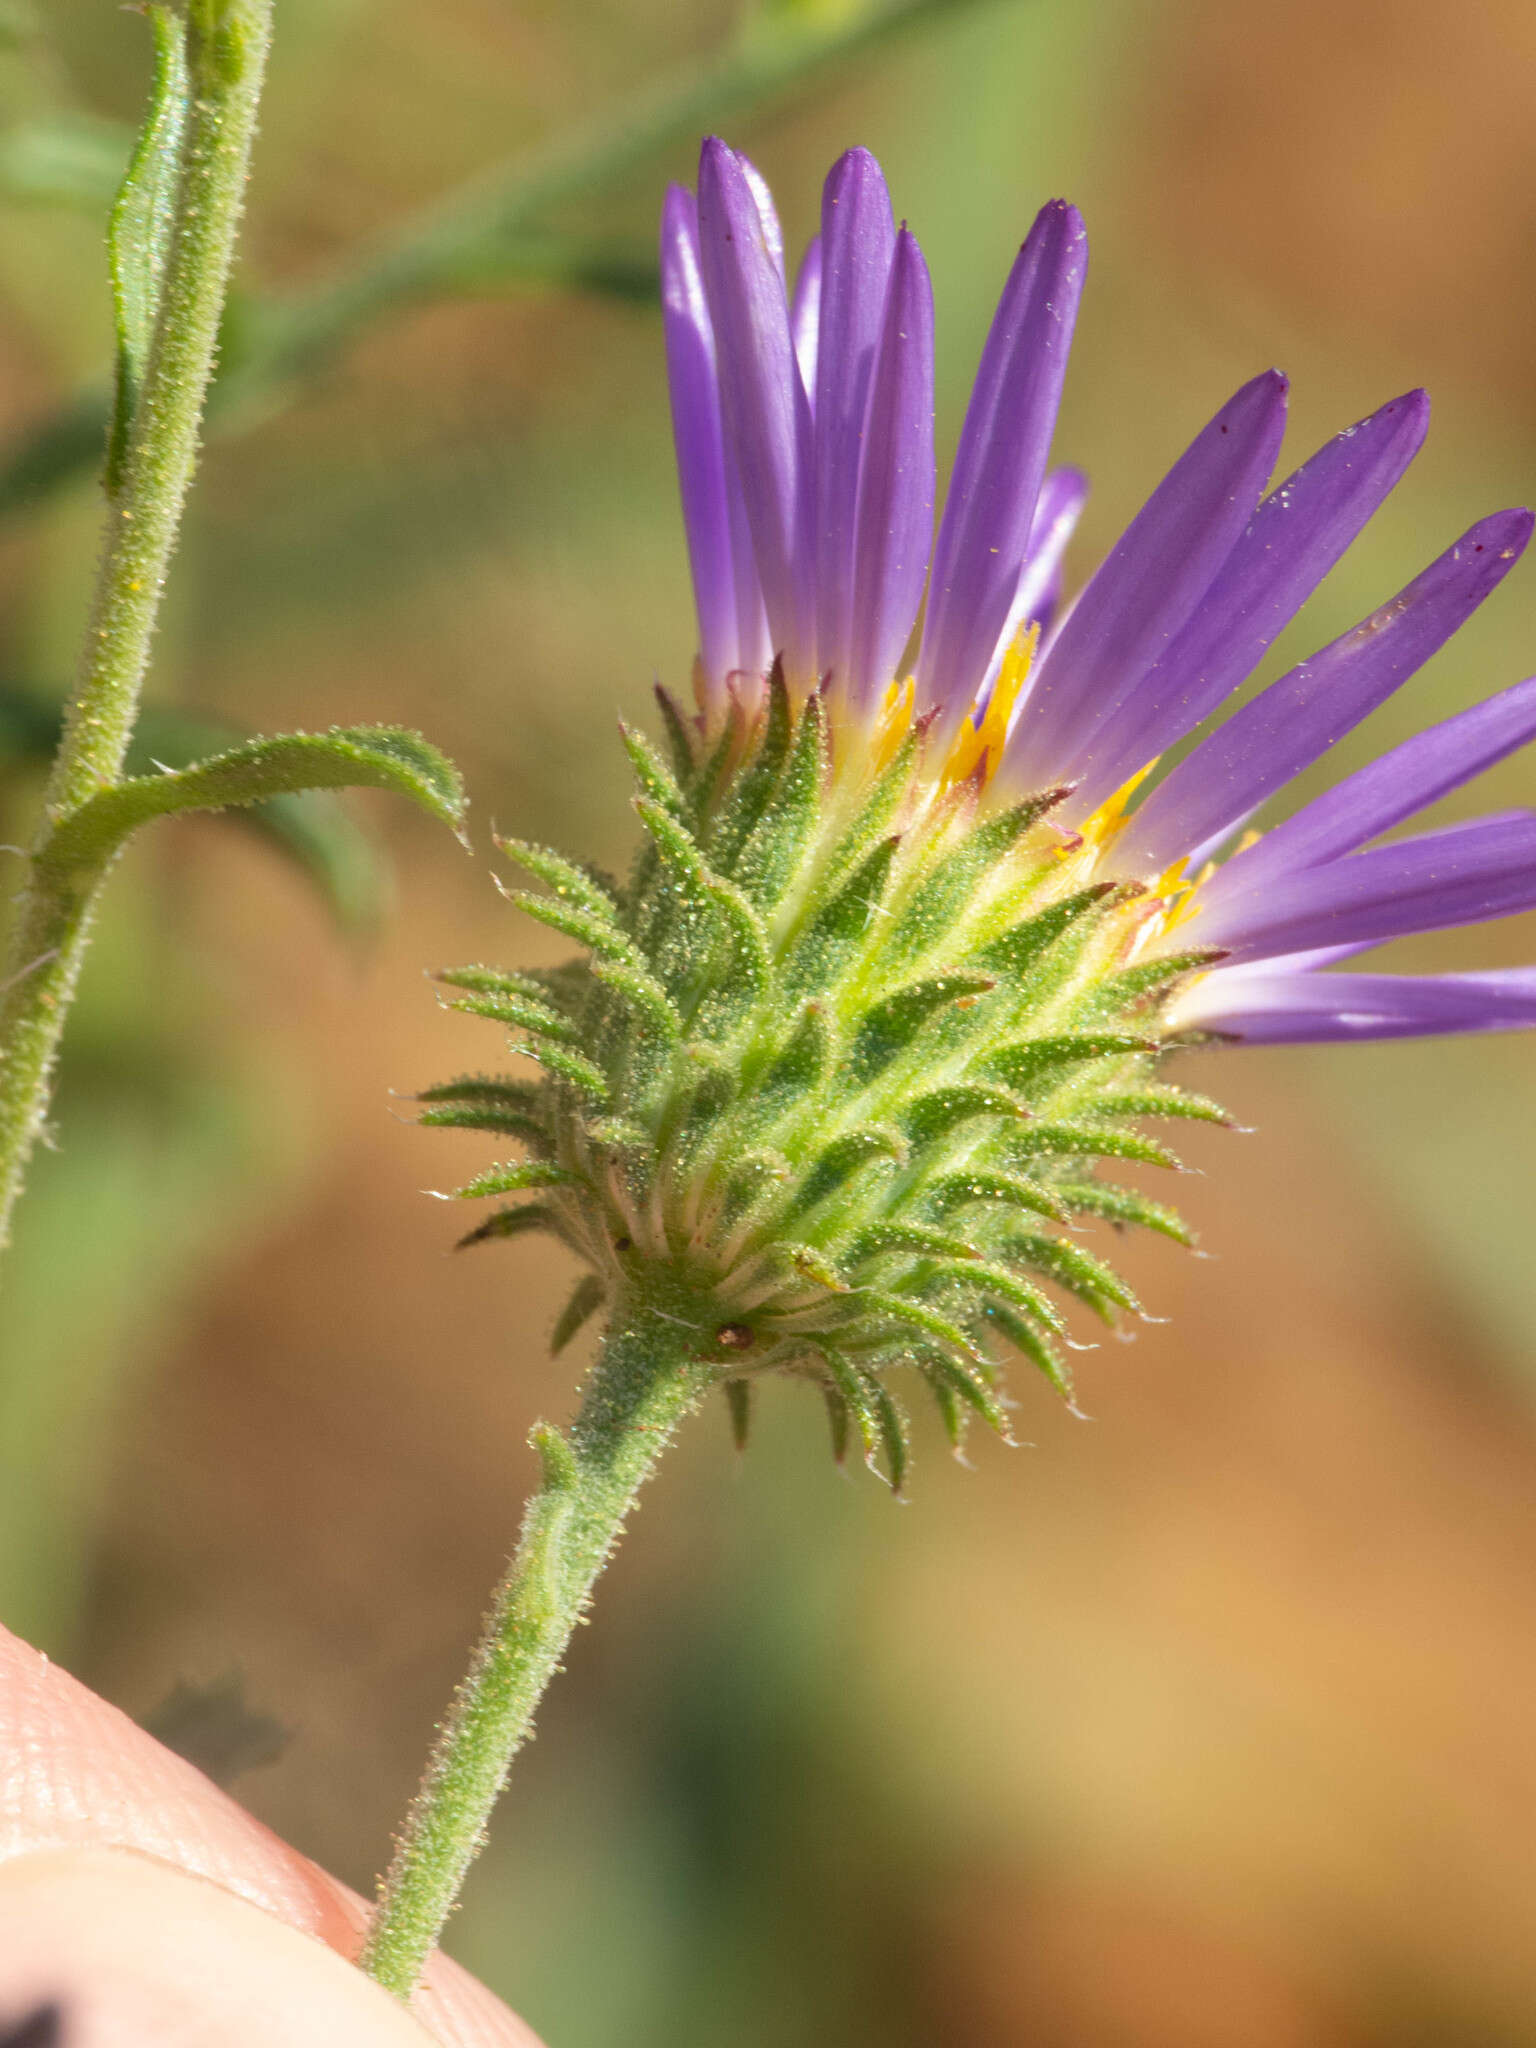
<box><xmin>429</xmin><ymin>676</ymin><xmax>1228</xmax><ymax>1489</ymax></box>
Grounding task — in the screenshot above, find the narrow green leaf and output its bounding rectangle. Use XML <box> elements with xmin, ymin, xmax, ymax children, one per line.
<box><xmin>885</xmin><ymin>786</ymin><xmax>1069</xmax><ymax>967</ymax></box>
<box><xmin>842</xmin><ymin>1220</ymin><xmax>981</xmax><ymax>1267</ymax></box>
<box><xmin>454</xmin><ymin>1203</ymin><xmax>559</xmax><ymax>1251</ymax></box>
<box><xmin>920</xmin><ymin>1349</ymin><xmax>1010</xmax><ymax>1437</ymax></box>
<box><xmin>924</xmin><ymin>1168</ymin><xmax>1069</xmax><ymax>1225</ymax></box>
<box><xmin>900</xmin><ymin>1083</ymin><xmax>1026</xmax><ymax>1148</ymax></box>
<box><xmin>862</xmin><ymin>1370</ymin><xmax>910</xmax><ymax>1494</ymax></box>
<box><xmin>846</xmin><ymin>972</ymin><xmax>996</xmax><ymax>1085</ymax></box>
<box><xmin>733</xmin><ymin>688</ymin><xmax>825</xmax><ymax>908</ymax></box>
<box><xmin>1056</xmin><ymin>1180</ymin><xmax>1195</xmax><ymax>1245</ymax></box>
<box><xmin>551</xmin><ymin>1274</ymin><xmax>606</xmax><ymax>1355</ymax></box>
<box><xmin>0</xmin><ymin>114</ymin><xmax>135</xmax><ymax>211</ymax></box>
<box><xmin>1001</xmin><ymin>1231</ymin><xmax>1140</xmax><ymax>1321</ymax></box>
<box><xmin>707</xmin><ymin>661</ymin><xmax>793</xmax><ymax>872</ymax></box>
<box><xmin>725</xmin><ymin>1379</ymin><xmax>753</xmax><ymax>1453</ymax></box>
<box><xmin>912</xmin><ymin>1258</ymin><xmax>1064</xmax><ymax>1334</ymax></box>
<box><xmin>1090</xmin><ymin>946</ymin><xmax>1228</xmax><ymax>1013</ymax></box>
<box><xmin>510</xmin><ymin>1039</ymin><xmax>610</xmax><ymax>1101</ymax></box>
<box><xmin>444</xmin><ymin>990</ymin><xmax>584</xmax><ymax>1047</ymax></box>
<box><xmin>506</xmin><ymin>888</ymin><xmax>634</xmax><ymax>962</ymax></box>
<box><xmin>822</xmin><ymin>1384</ymin><xmax>851</xmax><ymax>1465</ymax></box>
<box><xmin>973</xmin><ymin>883</ymin><xmax>1120</xmax><ymax>977</ymax></box>
<box><xmin>452</xmin><ymin>1160</ymin><xmax>581</xmax><ymax>1200</ymax></box>
<box><xmin>785</xmin><ymin>1126</ymin><xmax>906</xmax><ymax>1220</ymax></box>
<box><xmin>853</xmin><ymin>1289</ymin><xmax>986</xmax><ymax>1364</ymax></box>
<box><xmin>590</xmin><ymin>952</ymin><xmax>683</xmax><ymax>1039</ymax></box>
<box><xmin>652</xmin><ymin>685</ymin><xmax>698</xmax><ymax>790</ymax></box>
<box><xmin>417</xmin><ymin>1103</ymin><xmax>551</xmax><ymax>1148</ymax></box>
<box><xmin>983</xmin><ymin>1302</ymin><xmax>1074</xmax><ymax>1399</ymax></box>
<box><xmin>816</xmin><ymin>1344</ymin><xmax>880</xmax><ymax>1466</ymax></box>
<box><xmin>39</xmin><ymin>725</ymin><xmax>467</xmax><ymax>877</ymax></box>
<box><xmin>1088</xmin><ymin>1085</ymin><xmax>1232</xmax><ymax>1126</ymax></box>
<box><xmin>107</xmin><ymin>5</ymin><xmax>189</xmax><ymax>490</ymax></box>
<box><xmin>783</xmin><ymin>833</ymin><xmax>901</xmax><ymax>995</ymax></box>
<box><xmin>498</xmin><ymin>835</ymin><xmax>623</xmax><ymax>923</ymax></box>
<box><xmin>1010</xmin><ymin>1122</ymin><xmax>1181</xmax><ymax>1169</ymax></box>
<box><xmin>620</xmin><ymin>721</ymin><xmax>688</xmax><ymax>818</ymax></box>
<box><xmin>981</xmin><ymin>1032</ymin><xmax>1155</xmax><ymax>1094</ymax></box>
<box><xmin>416</xmin><ymin>1075</ymin><xmax>546</xmax><ymax>1113</ymax></box>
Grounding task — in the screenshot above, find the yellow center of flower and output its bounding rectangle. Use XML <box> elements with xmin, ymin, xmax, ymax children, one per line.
<box><xmin>870</xmin><ymin>673</ymin><xmax>916</xmax><ymax>774</ymax></box>
<box><xmin>939</xmin><ymin>623</ymin><xmax>1041</xmax><ymax>791</ymax></box>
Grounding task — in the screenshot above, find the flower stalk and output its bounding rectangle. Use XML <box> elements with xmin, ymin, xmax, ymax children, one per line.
<box><xmin>361</xmin><ymin>1294</ymin><xmax>713</xmax><ymax>1997</ymax></box>
<box><xmin>0</xmin><ymin>0</ymin><xmax>272</xmax><ymax>1254</ymax></box>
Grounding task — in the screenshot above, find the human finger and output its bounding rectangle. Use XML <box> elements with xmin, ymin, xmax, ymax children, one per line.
<box><xmin>0</xmin><ymin>1624</ymin><xmax>539</xmax><ymax>2048</ymax></box>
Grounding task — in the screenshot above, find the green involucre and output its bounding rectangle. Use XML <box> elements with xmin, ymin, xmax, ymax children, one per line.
<box><xmin>432</xmin><ymin>677</ymin><xmax>1226</xmax><ymax>1487</ymax></box>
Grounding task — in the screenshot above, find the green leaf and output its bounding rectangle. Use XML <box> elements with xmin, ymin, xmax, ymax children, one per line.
<box><xmin>911</xmin><ymin>1258</ymin><xmax>1064</xmax><ymax>1334</ymax></box>
<box><xmin>983</xmin><ymin>1302</ymin><xmax>1074</xmax><ymax>1399</ymax></box>
<box><xmin>442</xmin><ymin>989</ymin><xmax>584</xmax><ymax>1048</ymax></box>
<box><xmin>919</xmin><ymin>1349</ymin><xmax>1010</xmax><ymax>1438</ymax></box>
<box><xmin>980</xmin><ymin>1032</ymin><xmax>1156</xmax><ymax>1095</ymax></box>
<box><xmin>551</xmin><ymin>1274</ymin><xmax>606</xmax><ymax>1355</ymax></box>
<box><xmin>725</xmin><ymin>1379</ymin><xmax>753</xmax><ymax>1453</ymax></box>
<box><xmin>107</xmin><ymin>6</ymin><xmax>190</xmax><ymax>491</ymax></box>
<box><xmin>454</xmin><ymin>1203</ymin><xmax>560</xmax><ymax>1251</ymax></box>
<box><xmin>785</xmin><ymin>1126</ymin><xmax>906</xmax><ymax>1220</ymax></box>
<box><xmin>1010</xmin><ymin>1122</ymin><xmax>1181</xmax><ymax>1169</ymax></box>
<box><xmin>1088</xmin><ymin>1085</ymin><xmax>1232</xmax><ymax>1126</ymax></box>
<box><xmin>1001</xmin><ymin>1232</ymin><xmax>1140</xmax><ymax>1321</ymax></box>
<box><xmin>498</xmin><ymin>835</ymin><xmax>624</xmax><ymax>926</ymax></box>
<box><xmin>842</xmin><ymin>1220</ymin><xmax>981</xmax><ymax>1268</ymax></box>
<box><xmin>900</xmin><ymin>1083</ymin><xmax>1026</xmax><ymax>1148</ymax></box>
<box><xmin>38</xmin><ymin>725</ymin><xmax>467</xmax><ymax>878</ymax></box>
<box><xmin>846</xmin><ymin>973</ymin><xmax>996</xmax><ymax>1085</ymax></box>
<box><xmin>452</xmin><ymin>1160</ymin><xmax>581</xmax><ymax>1201</ymax></box>
<box><xmin>924</xmin><ymin>1168</ymin><xmax>1069</xmax><ymax>1225</ymax></box>
<box><xmin>417</xmin><ymin>1102</ymin><xmax>552</xmax><ymax>1148</ymax></box>
<box><xmin>0</xmin><ymin>114</ymin><xmax>135</xmax><ymax>210</ymax></box>
<box><xmin>783</xmin><ymin>833</ymin><xmax>902</xmax><ymax>996</ymax></box>
<box><xmin>0</xmin><ymin>697</ymin><xmax>393</xmax><ymax>936</ymax></box>
<box><xmin>973</xmin><ymin>883</ymin><xmax>1120</xmax><ymax>977</ymax></box>
<box><xmin>885</xmin><ymin>786</ymin><xmax>1068</xmax><ymax>967</ymax></box>
<box><xmin>1056</xmin><ymin>1180</ymin><xmax>1195</xmax><ymax>1246</ymax></box>
<box><xmin>854</xmin><ymin>1289</ymin><xmax>987</xmax><ymax>1364</ymax></box>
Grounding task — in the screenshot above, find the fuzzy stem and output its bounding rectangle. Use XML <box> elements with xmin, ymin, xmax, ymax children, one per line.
<box><xmin>360</xmin><ymin>1296</ymin><xmax>713</xmax><ymax>1998</ymax></box>
<box><xmin>0</xmin><ymin>0</ymin><xmax>271</xmax><ymax>1255</ymax></box>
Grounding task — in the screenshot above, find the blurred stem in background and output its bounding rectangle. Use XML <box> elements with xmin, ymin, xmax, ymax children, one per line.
<box><xmin>0</xmin><ymin>0</ymin><xmax>273</xmax><ymax>1251</ymax></box>
<box><xmin>0</xmin><ymin>0</ymin><xmax>991</xmax><ymax>521</ymax></box>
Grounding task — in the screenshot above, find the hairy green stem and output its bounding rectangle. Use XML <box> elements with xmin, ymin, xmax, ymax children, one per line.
<box><xmin>361</xmin><ymin>1298</ymin><xmax>712</xmax><ymax>1998</ymax></box>
<box><xmin>0</xmin><ymin>0</ymin><xmax>271</xmax><ymax>1256</ymax></box>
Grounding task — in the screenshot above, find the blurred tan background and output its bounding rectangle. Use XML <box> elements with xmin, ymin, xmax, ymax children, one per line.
<box><xmin>3</xmin><ymin>1</ymin><xmax>1536</xmax><ymax>2043</ymax></box>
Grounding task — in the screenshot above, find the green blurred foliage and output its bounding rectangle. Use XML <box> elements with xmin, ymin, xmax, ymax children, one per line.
<box><xmin>2</xmin><ymin>2</ymin><xmax>1536</xmax><ymax>2045</ymax></box>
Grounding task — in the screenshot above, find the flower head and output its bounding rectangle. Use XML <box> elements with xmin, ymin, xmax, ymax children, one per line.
<box><xmin>429</xmin><ymin>141</ymin><xmax>1536</xmax><ymax>1487</ymax></box>
<box><xmin>663</xmin><ymin>136</ymin><xmax>1536</xmax><ymax>1045</ymax></box>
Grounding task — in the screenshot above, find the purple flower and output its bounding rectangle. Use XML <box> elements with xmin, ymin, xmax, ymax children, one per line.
<box><xmin>661</xmin><ymin>139</ymin><xmax>1536</xmax><ymax>1048</ymax></box>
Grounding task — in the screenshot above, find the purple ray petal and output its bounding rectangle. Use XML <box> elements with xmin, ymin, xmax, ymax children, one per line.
<box><xmin>1003</xmin><ymin>371</ymin><xmax>1289</xmax><ymax>802</ymax></box>
<box><xmin>1192</xmin><ymin>808</ymin><xmax>1536</xmax><ymax>963</ymax></box>
<box><xmin>813</xmin><ymin>148</ymin><xmax>897</xmax><ymax>690</ymax></box>
<box><xmin>791</xmin><ymin>235</ymin><xmax>822</xmax><ymax>405</ymax></box>
<box><xmin>1167</xmin><ymin>962</ymin><xmax>1536</xmax><ymax>1043</ymax></box>
<box><xmin>738</xmin><ymin>153</ymin><xmax>786</xmax><ymax>284</ymax></box>
<box><xmin>917</xmin><ymin>200</ymin><xmax>1088</xmax><ymax>739</ymax></box>
<box><xmin>660</xmin><ymin>182</ymin><xmax>741</xmax><ymax>693</ymax></box>
<box><xmin>1078</xmin><ymin>390</ymin><xmax>1431</xmax><ymax>807</ymax></box>
<box><xmin>1128</xmin><ymin>507</ymin><xmax>1535</xmax><ymax>874</ymax></box>
<box><xmin>982</xmin><ymin>466</ymin><xmax>1087</xmax><ymax>696</ymax></box>
<box><xmin>845</xmin><ymin>226</ymin><xmax>936</xmax><ymax>705</ymax></box>
<box><xmin>696</xmin><ymin>139</ymin><xmax>815</xmax><ymax>681</ymax></box>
